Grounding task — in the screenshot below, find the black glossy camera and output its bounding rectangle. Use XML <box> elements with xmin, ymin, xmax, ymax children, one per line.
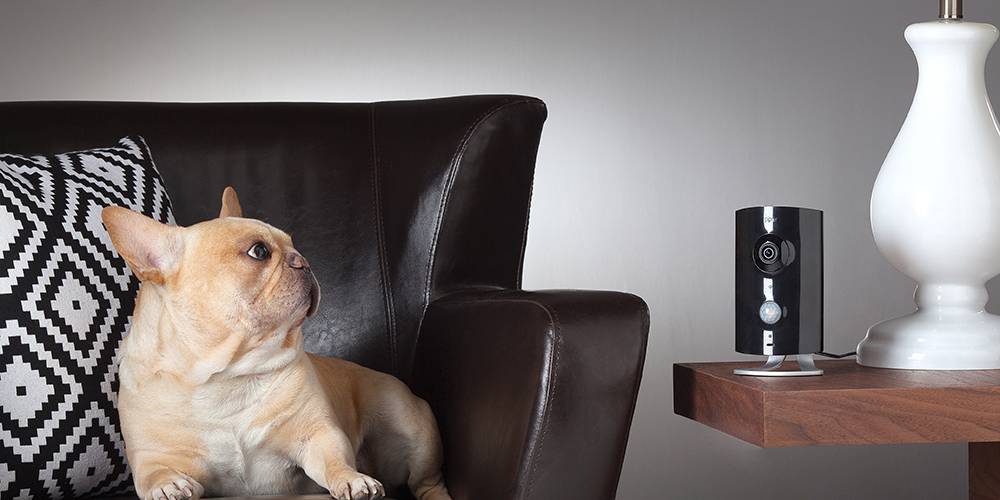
<box><xmin>735</xmin><ymin>206</ymin><xmax>823</xmax><ymax>376</ymax></box>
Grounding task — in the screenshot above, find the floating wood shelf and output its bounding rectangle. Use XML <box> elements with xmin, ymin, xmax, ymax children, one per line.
<box><xmin>674</xmin><ymin>360</ymin><xmax>1000</xmax><ymax>499</ymax></box>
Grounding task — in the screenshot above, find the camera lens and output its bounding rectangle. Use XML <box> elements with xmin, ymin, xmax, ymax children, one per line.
<box><xmin>758</xmin><ymin>241</ymin><xmax>779</xmax><ymax>264</ymax></box>
<box><xmin>752</xmin><ymin>235</ymin><xmax>790</xmax><ymax>274</ymax></box>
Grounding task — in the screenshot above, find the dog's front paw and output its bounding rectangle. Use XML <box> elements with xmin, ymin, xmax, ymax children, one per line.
<box><xmin>143</xmin><ymin>472</ymin><xmax>203</xmax><ymax>500</ymax></box>
<box><xmin>328</xmin><ymin>470</ymin><xmax>384</xmax><ymax>500</ymax></box>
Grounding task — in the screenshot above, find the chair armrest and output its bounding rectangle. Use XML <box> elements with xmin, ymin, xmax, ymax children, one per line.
<box><xmin>410</xmin><ymin>289</ymin><xmax>649</xmax><ymax>500</ymax></box>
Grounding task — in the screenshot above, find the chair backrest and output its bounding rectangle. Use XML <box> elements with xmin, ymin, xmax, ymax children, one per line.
<box><xmin>0</xmin><ymin>95</ymin><xmax>547</xmax><ymax>378</ymax></box>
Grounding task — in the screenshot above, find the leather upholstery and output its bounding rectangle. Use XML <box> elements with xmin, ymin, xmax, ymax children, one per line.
<box><xmin>0</xmin><ymin>96</ymin><xmax>649</xmax><ymax>499</ymax></box>
<box><xmin>412</xmin><ymin>290</ymin><xmax>649</xmax><ymax>500</ymax></box>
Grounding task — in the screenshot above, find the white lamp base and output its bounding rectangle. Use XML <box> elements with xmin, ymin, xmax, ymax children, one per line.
<box><xmin>867</xmin><ymin>20</ymin><xmax>1000</xmax><ymax>371</ymax></box>
<box><xmin>857</xmin><ymin>309</ymin><xmax>1000</xmax><ymax>369</ymax></box>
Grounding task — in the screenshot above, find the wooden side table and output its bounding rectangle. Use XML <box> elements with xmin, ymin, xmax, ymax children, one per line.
<box><xmin>674</xmin><ymin>360</ymin><xmax>1000</xmax><ymax>500</ymax></box>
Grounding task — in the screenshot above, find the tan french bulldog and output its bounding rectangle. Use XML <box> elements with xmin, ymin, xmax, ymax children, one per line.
<box><xmin>103</xmin><ymin>187</ymin><xmax>451</xmax><ymax>500</ymax></box>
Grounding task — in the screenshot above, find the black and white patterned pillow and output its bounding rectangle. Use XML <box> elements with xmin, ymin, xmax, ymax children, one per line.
<box><xmin>0</xmin><ymin>136</ymin><xmax>174</xmax><ymax>499</ymax></box>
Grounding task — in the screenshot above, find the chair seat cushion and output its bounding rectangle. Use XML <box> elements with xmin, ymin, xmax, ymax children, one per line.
<box><xmin>0</xmin><ymin>136</ymin><xmax>174</xmax><ymax>498</ymax></box>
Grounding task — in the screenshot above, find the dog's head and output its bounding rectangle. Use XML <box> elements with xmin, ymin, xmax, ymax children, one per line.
<box><xmin>102</xmin><ymin>187</ymin><xmax>320</xmax><ymax>348</ymax></box>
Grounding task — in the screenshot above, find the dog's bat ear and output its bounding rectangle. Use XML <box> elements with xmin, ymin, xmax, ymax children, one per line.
<box><xmin>219</xmin><ymin>186</ymin><xmax>243</xmax><ymax>218</ymax></box>
<box><xmin>101</xmin><ymin>206</ymin><xmax>183</xmax><ymax>284</ymax></box>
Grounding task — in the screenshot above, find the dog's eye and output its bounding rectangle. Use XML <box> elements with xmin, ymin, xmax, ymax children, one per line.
<box><xmin>247</xmin><ymin>242</ymin><xmax>271</xmax><ymax>261</ymax></box>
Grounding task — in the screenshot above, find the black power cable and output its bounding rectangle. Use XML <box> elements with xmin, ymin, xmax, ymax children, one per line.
<box><xmin>815</xmin><ymin>351</ymin><xmax>856</xmax><ymax>359</ymax></box>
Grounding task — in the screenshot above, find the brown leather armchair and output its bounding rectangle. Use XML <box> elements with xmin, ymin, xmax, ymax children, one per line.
<box><xmin>0</xmin><ymin>95</ymin><xmax>649</xmax><ymax>500</ymax></box>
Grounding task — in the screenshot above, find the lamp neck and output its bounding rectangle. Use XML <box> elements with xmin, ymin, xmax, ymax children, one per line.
<box><xmin>940</xmin><ymin>0</ymin><xmax>963</xmax><ymax>20</ymax></box>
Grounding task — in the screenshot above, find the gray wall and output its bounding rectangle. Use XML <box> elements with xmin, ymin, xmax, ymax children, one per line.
<box><xmin>2</xmin><ymin>1</ymin><xmax>997</xmax><ymax>498</ymax></box>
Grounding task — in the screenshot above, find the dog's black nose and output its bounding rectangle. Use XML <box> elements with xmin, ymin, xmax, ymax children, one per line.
<box><xmin>286</xmin><ymin>251</ymin><xmax>309</xmax><ymax>270</ymax></box>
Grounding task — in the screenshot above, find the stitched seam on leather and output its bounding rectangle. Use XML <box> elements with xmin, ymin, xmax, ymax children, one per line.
<box><xmin>411</xmin><ymin>99</ymin><xmax>537</xmax><ymax>373</ymax></box>
<box><xmin>434</xmin><ymin>295</ymin><xmax>559</xmax><ymax>499</ymax></box>
<box><xmin>422</xmin><ymin>99</ymin><xmax>536</xmax><ymax>303</ymax></box>
<box><xmin>514</xmin><ymin>103</ymin><xmax>544</xmax><ymax>290</ymax></box>
<box><xmin>522</xmin><ymin>300</ymin><xmax>561</xmax><ymax>500</ymax></box>
<box><xmin>370</xmin><ymin>104</ymin><xmax>399</xmax><ymax>372</ymax></box>
<box><xmin>515</xmin><ymin>173</ymin><xmax>535</xmax><ymax>290</ymax></box>
<box><xmin>446</xmin><ymin>294</ymin><xmax>640</xmax><ymax>499</ymax></box>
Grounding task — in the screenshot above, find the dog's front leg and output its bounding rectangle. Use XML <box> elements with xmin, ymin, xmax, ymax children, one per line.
<box><xmin>297</xmin><ymin>427</ymin><xmax>385</xmax><ymax>500</ymax></box>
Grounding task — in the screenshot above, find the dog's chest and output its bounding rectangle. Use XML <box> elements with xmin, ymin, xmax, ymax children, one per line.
<box><xmin>193</xmin><ymin>385</ymin><xmax>319</xmax><ymax>496</ymax></box>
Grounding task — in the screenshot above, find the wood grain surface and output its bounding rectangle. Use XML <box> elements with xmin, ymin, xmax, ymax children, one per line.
<box><xmin>674</xmin><ymin>360</ymin><xmax>1000</xmax><ymax>447</ymax></box>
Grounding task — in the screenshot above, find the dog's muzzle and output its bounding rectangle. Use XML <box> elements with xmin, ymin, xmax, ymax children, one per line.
<box><xmin>306</xmin><ymin>271</ymin><xmax>321</xmax><ymax>317</ymax></box>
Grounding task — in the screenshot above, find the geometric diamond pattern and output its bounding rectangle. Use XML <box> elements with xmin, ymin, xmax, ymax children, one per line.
<box><xmin>0</xmin><ymin>354</ymin><xmax>57</xmax><ymax>428</ymax></box>
<box><xmin>0</xmin><ymin>137</ymin><xmax>174</xmax><ymax>499</ymax></box>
